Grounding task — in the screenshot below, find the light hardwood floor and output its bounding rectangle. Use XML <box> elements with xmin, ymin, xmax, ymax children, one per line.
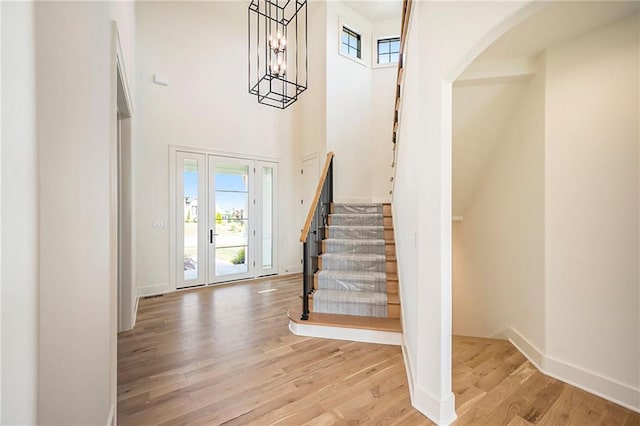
<box><xmin>118</xmin><ymin>274</ymin><xmax>639</xmax><ymax>425</ymax></box>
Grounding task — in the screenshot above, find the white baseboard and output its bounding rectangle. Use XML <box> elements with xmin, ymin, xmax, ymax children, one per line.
<box><xmin>106</xmin><ymin>402</ymin><xmax>115</xmax><ymax>426</ymax></box>
<box><xmin>413</xmin><ymin>385</ymin><xmax>457</xmax><ymax>426</ymax></box>
<box><xmin>131</xmin><ymin>295</ymin><xmax>139</xmax><ymax>329</ymax></box>
<box><xmin>137</xmin><ymin>282</ymin><xmax>171</xmax><ymax>298</ymax></box>
<box><xmin>543</xmin><ymin>354</ymin><xmax>639</xmax><ymax>413</ymax></box>
<box><xmin>504</xmin><ymin>327</ymin><xmax>639</xmax><ymax>413</ymax></box>
<box><xmin>501</xmin><ymin>327</ymin><xmax>544</xmax><ymax>368</ymax></box>
<box><xmin>401</xmin><ymin>336</ymin><xmax>416</xmax><ymax>405</ymax></box>
<box><xmin>282</xmin><ymin>265</ymin><xmax>302</xmax><ymax>274</ymax></box>
<box><xmin>402</xmin><ymin>336</ymin><xmax>457</xmax><ymax>425</ymax></box>
<box><xmin>288</xmin><ymin>320</ymin><xmax>402</xmax><ymax>345</ymax></box>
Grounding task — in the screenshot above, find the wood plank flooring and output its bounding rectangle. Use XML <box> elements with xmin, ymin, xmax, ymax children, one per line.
<box><xmin>118</xmin><ymin>274</ymin><xmax>639</xmax><ymax>425</ymax></box>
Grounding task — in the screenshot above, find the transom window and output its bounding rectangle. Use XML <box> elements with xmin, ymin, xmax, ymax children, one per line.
<box><xmin>341</xmin><ymin>26</ymin><xmax>361</xmax><ymax>59</ymax></box>
<box><xmin>377</xmin><ymin>37</ymin><xmax>400</xmax><ymax>64</ymax></box>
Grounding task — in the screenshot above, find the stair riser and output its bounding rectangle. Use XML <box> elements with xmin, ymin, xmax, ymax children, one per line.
<box><xmin>326</xmin><ymin>228</ymin><xmax>385</xmax><ymax>240</ymax></box>
<box><xmin>386</xmin><ymin>260</ymin><xmax>397</xmax><ymax>274</ymax></box>
<box><xmin>330</xmin><ymin>203</ymin><xmax>392</xmax><ymax>215</ymax></box>
<box><xmin>313</xmin><ymin>302</ymin><xmax>387</xmax><ymax>318</ymax></box>
<box><xmin>331</xmin><ymin>205</ymin><xmax>383</xmax><ymax>215</ymax></box>
<box><xmin>317</xmin><ymin>278</ymin><xmax>386</xmax><ymax>293</ymax></box>
<box><xmin>387</xmin><ymin>304</ymin><xmax>400</xmax><ymax>319</ymax></box>
<box><xmin>385</xmin><ymin>243</ymin><xmax>395</xmax><ymax>257</ymax></box>
<box><xmin>314</xmin><ymin>273</ymin><xmax>398</xmax><ymax>294</ymax></box>
<box><xmin>310</xmin><ymin>294</ymin><xmax>398</xmax><ymax>318</ymax></box>
<box><xmin>328</xmin><ymin>216</ymin><xmax>384</xmax><ymax>226</ymax></box>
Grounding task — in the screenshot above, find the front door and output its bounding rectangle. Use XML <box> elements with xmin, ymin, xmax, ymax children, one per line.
<box><xmin>176</xmin><ymin>151</ymin><xmax>278</xmax><ymax>289</ymax></box>
<box><xmin>208</xmin><ymin>156</ymin><xmax>254</xmax><ymax>283</ymax></box>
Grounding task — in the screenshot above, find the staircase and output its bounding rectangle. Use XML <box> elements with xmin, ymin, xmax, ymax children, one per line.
<box><xmin>311</xmin><ymin>203</ymin><xmax>399</xmax><ymax>320</ymax></box>
<box><xmin>290</xmin><ymin>152</ymin><xmax>401</xmax><ymax>345</ymax></box>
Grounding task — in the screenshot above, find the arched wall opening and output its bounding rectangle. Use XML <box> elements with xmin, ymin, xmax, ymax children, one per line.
<box><xmin>451</xmin><ymin>1</ymin><xmax>640</xmax><ymax>412</ymax></box>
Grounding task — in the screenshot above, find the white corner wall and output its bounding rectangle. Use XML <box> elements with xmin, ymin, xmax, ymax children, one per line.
<box><xmin>1</xmin><ymin>2</ymin><xmax>39</xmax><ymax>423</ymax></box>
<box><xmin>545</xmin><ymin>15</ymin><xmax>639</xmax><ymax>409</ymax></box>
<box><xmin>35</xmin><ymin>2</ymin><xmax>116</xmax><ymax>423</ymax></box>
<box><xmin>296</xmin><ymin>0</ymin><xmax>327</xmax><ymax>161</ymax></box>
<box><xmin>371</xmin><ymin>18</ymin><xmax>400</xmax><ymax>202</ymax></box>
<box><xmin>135</xmin><ymin>1</ymin><xmax>302</xmax><ymax>295</ymax></box>
<box><xmin>452</xmin><ymin>69</ymin><xmax>545</xmax><ymax>351</ymax></box>
<box><xmin>393</xmin><ymin>1</ymin><xmax>538</xmax><ymax>423</ymax></box>
<box><xmin>451</xmin><ymin>12</ymin><xmax>640</xmax><ymax>413</ymax></box>
<box><xmin>326</xmin><ymin>3</ymin><xmax>397</xmax><ymax>203</ymax></box>
<box><xmin>326</xmin><ymin>2</ymin><xmax>374</xmax><ymax>202</ymax></box>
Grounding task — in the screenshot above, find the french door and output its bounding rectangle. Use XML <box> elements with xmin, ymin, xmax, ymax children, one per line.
<box><xmin>176</xmin><ymin>151</ymin><xmax>278</xmax><ymax>289</ymax></box>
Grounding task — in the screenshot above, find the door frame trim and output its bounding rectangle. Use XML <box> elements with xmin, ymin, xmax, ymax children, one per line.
<box><xmin>169</xmin><ymin>145</ymin><xmax>280</xmax><ymax>292</ymax></box>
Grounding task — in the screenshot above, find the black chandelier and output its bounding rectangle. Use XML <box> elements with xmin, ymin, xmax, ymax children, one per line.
<box><xmin>248</xmin><ymin>0</ymin><xmax>308</xmax><ymax>109</ymax></box>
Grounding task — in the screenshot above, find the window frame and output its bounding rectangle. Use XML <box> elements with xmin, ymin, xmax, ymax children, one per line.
<box><xmin>373</xmin><ymin>34</ymin><xmax>401</xmax><ymax>69</ymax></box>
<box><xmin>338</xmin><ymin>21</ymin><xmax>367</xmax><ymax>66</ymax></box>
<box><xmin>341</xmin><ymin>26</ymin><xmax>361</xmax><ymax>59</ymax></box>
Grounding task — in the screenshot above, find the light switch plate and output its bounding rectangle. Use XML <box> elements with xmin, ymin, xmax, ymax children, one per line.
<box><xmin>153</xmin><ymin>74</ymin><xmax>169</xmax><ymax>86</ymax></box>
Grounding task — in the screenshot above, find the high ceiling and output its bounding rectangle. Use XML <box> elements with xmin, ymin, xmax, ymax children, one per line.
<box><xmin>342</xmin><ymin>0</ymin><xmax>402</xmax><ymax>21</ymax></box>
<box><xmin>478</xmin><ymin>1</ymin><xmax>639</xmax><ymax>61</ymax></box>
<box><xmin>453</xmin><ymin>2</ymin><xmax>639</xmax><ymax>217</ymax></box>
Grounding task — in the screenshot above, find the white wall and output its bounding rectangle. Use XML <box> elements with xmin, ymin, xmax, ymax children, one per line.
<box><xmin>326</xmin><ymin>2</ymin><xmax>374</xmax><ymax>202</ymax></box>
<box><xmin>393</xmin><ymin>1</ymin><xmax>538</xmax><ymax>423</ymax></box>
<box><xmin>394</xmin><ymin>11</ymin><xmax>421</xmax><ymax>397</ymax></box>
<box><xmin>545</xmin><ymin>16</ymin><xmax>639</xmax><ymax>405</ymax></box>
<box><xmin>135</xmin><ymin>1</ymin><xmax>302</xmax><ymax>295</ymax></box>
<box><xmin>1</xmin><ymin>2</ymin><xmax>39</xmax><ymax>423</ymax></box>
<box><xmin>325</xmin><ymin>3</ymin><xmax>397</xmax><ymax>203</ymax></box>
<box><xmin>371</xmin><ymin>18</ymin><xmax>399</xmax><ymax>201</ymax></box>
<box><xmin>35</xmin><ymin>2</ymin><xmax>116</xmax><ymax>423</ymax></box>
<box><xmin>296</xmin><ymin>0</ymin><xmax>327</xmax><ymax>161</ymax></box>
<box><xmin>295</xmin><ymin>0</ymin><xmax>327</xmax><ymax>244</ymax></box>
<box><xmin>452</xmin><ymin>70</ymin><xmax>545</xmax><ymax>352</ymax></box>
<box><xmin>451</xmin><ymin>13</ymin><xmax>640</xmax><ymax>411</ymax></box>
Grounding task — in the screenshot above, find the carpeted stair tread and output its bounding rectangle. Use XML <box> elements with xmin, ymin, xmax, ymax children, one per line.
<box><xmin>313</xmin><ymin>202</ymin><xmax>392</xmax><ymax>318</ymax></box>
<box><xmin>317</xmin><ymin>270</ymin><xmax>387</xmax><ymax>292</ymax></box>
<box><xmin>327</xmin><ymin>226</ymin><xmax>384</xmax><ymax>240</ymax></box>
<box><xmin>329</xmin><ymin>213</ymin><xmax>384</xmax><ymax>226</ymax></box>
<box><xmin>313</xmin><ymin>289</ymin><xmax>388</xmax><ymax>318</ymax></box>
<box><xmin>332</xmin><ymin>203</ymin><xmax>383</xmax><ymax>215</ymax></box>
<box><xmin>324</xmin><ymin>238</ymin><xmax>385</xmax><ymax>255</ymax></box>
<box><xmin>320</xmin><ymin>253</ymin><xmax>386</xmax><ymax>273</ymax></box>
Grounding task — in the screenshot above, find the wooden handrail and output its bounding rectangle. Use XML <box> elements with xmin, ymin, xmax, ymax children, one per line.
<box><xmin>392</xmin><ymin>0</ymin><xmax>412</xmax><ymax>146</ymax></box>
<box><xmin>390</xmin><ymin>0</ymin><xmax>413</xmax><ymax>196</ymax></box>
<box><xmin>299</xmin><ymin>151</ymin><xmax>335</xmax><ymax>242</ymax></box>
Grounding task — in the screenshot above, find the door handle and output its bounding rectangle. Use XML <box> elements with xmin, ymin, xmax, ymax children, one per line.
<box><xmin>210</xmin><ymin>229</ymin><xmax>213</xmax><ymax>244</ymax></box>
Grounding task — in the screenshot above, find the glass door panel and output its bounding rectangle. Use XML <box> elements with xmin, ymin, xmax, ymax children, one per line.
<box><xmin>262</xmin><ymin>167</ymin><xmax>273</xmax><ymax>269</ymax></box>
<box><xmin>177</xmin><ymin>152</ymin><xmax>206</xmax><ymax>288</ymax></box>
<box><xmin>256</xmin><ymin>161</ymin><xmax>278</xmax><ymax>276</ymax></box>
<box><xmin>208</xmin><ymin>157</ymin><xmax>254</xmax><ymax>283</ymax></box>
